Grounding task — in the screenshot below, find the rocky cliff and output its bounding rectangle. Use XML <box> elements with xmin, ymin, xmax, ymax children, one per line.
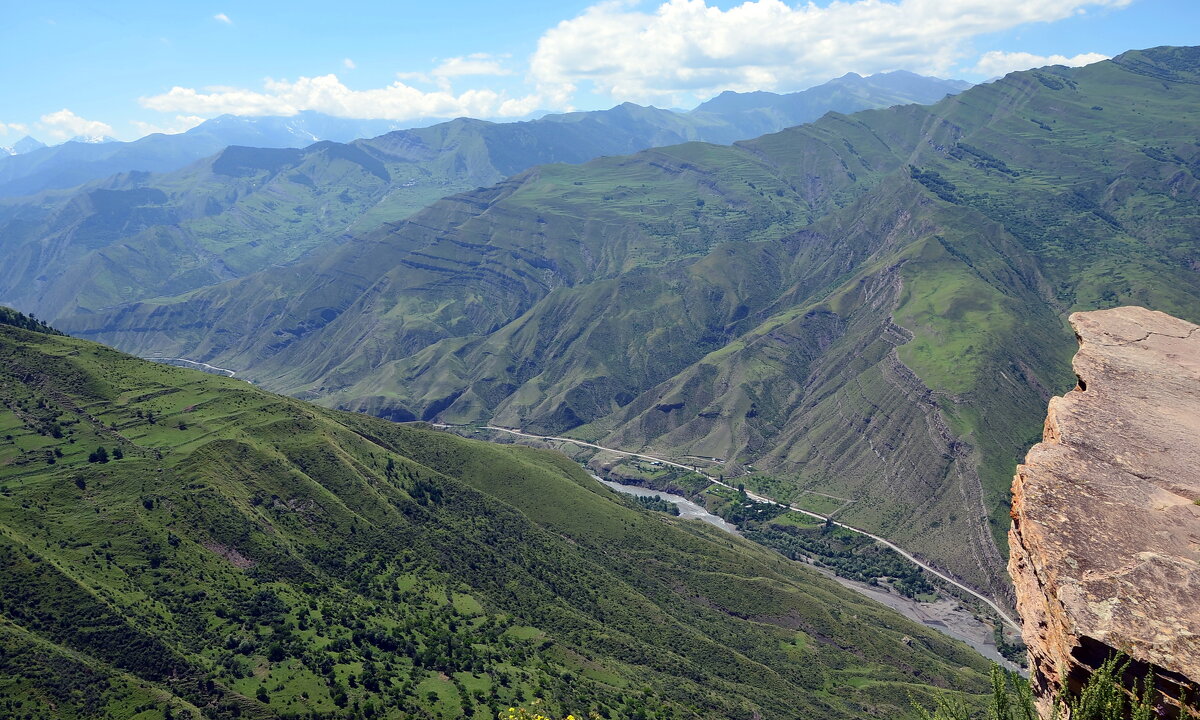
<box><xmin>1009</xmin><ymin>306</ymin><xmax>1200</xmax><ymax>716</ymax></box>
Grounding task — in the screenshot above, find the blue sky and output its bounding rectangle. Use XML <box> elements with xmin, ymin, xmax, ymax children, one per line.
<box><xmin>2</xmin><ymin>0</ymin><xmax>1197</xmax><ymax>142</ymax></box>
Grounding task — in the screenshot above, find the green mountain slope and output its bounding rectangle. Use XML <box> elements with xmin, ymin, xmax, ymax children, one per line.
<box><xmin>0</xmin><ymin>311</ymin><xmax>992</xmax><ymax>719</ymax></box>
<box><xmin>58</xmin><ymin>47</ymin><xmax>1200</xmax><ymax>603</ymax></box>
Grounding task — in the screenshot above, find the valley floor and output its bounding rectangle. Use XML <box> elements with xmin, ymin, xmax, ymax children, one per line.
<box><xmin>435</xmin><ymin>423</ymin><xmax>1025</xmax><ymax>668</ymax></box>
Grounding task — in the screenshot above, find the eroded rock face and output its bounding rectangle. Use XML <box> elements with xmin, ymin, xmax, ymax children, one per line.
<box><xmin>1009</xmin><ymin>306</ymin><xmax>1200</xmax><ymax>716</ymax></box>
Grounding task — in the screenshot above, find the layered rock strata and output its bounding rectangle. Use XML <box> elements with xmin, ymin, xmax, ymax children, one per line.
<box><xmin>1009</xmin><ymin>306</ymin><xmax>1200</xmax><ymax>716</ymax></box>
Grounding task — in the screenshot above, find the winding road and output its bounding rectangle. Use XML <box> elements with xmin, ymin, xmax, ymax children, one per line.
<box><xmin>464</xmin><ymin>423</ymin><xmax>1021</xmax><ymax>633</ymax></box>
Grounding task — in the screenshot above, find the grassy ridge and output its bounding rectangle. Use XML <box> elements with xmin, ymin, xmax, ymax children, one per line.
<box><xmin>0</xmin><ymin>316</ymin><xmax>991</xmax><ymax>719</ymax></box>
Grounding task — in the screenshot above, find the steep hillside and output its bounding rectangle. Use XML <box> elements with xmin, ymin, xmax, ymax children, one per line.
<box><xmin>0</xmin><ymin>312</ymin><xmax>992</xmax><ymax>719</ymax></box>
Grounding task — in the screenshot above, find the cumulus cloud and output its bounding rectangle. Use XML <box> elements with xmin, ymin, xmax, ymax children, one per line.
<box><xmin>140</xmin><ymin>74</ymin><xmax>542</xmax><ymax>121</ymax></box>
<box><xmin>972</xmin><ymin>50</ymin><xmax>1109</xmax><ymax>78</ymax></box>
<box><xmin>38</xmin><ymin>109</ymin><xmax>114</xmax><ymax>141</ymax></box>
<box><xmin>131</xmin><ymin>114</ymin><xmax>206</xmax><ymax>138</ymax></box>
<box><xmin>529</xmin><ymin>0</ymin><xmax>1132</xmax><ymax>104</ymax></box>
<box><xmin>0</xmin><ymin>122</ymin><xmax>30</xmax><ymax>136</ymax></box>
<box><xmin>130</xmin><ymin>0</ymin><xmax>1132</xmax><ymax>126</ymax></box>
<box><xmin>214</xmin><ymin>13</ymin><xmax>232</xmax><ymax>25</ymax></box>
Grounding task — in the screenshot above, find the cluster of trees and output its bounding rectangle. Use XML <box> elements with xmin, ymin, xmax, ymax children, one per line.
<box><xmin>917</xmin><ymin>658</ymin><xmax>1190</xmax><ymax>720</ymax></box>
<box><xmin>86</xmin><ymin>446</ymin><xmax>123</xmax><ymax>463</ymax></box>
<box><xmin>708</xmin><ymin>485</ymin><xmax>790</xmax><ymax>526</ymax></box>
<box><xmin>0</xmin><ymin>307</ymin><xmax>63</xmax><ymax>335</ymax></box>
<box><xmin>634</xmin><ymin>495</ymin><xmax>680</xmax><ymax>516</ymax></box>
<box><xmin>696</xmin><ymin>484</ymin><xmax>939</xmax><ymax>596</ymax></box>
<box><xmin>746</xmin><ymin>523</ymin><xmax>936</xmax><ymax>597</ymax></box>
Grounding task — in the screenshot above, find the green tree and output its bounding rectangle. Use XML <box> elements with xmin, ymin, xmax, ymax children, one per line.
<box><xmin>916</xmin><ymin>658</ymin><xmax>1174</xmax><ymax>720</ymax></box>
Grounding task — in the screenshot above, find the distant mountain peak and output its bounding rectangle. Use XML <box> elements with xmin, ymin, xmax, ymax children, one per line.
<box><xmin>690</xmin><ymin>70</ymin><xmax>971</xmax><ymax>128</ymax></box>
<box><xmin>67</xmin><ymin>134</ymin><xmax>118</xmax><ymax>145</ymax></box>
<box><xmin>4</xmin><ymin>135</ymin><xmax>46</xmax><ymax>155</ymax></box>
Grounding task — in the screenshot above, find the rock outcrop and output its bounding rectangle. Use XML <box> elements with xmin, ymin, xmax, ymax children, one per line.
<box><xmin>1009</xmin><ymin>306</ymin><xmax>1200</xmax><ymax>716</ymax></box>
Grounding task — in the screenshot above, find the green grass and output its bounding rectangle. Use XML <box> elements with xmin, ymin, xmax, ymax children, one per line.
<box><xmin>789</xmin><ymin>493</ymin><xmax>851</xmax><ymax>517</ymax></box>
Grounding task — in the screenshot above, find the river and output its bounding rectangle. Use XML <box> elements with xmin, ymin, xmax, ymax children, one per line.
<box><xmin>597</xmin><ymin>479</ymin><xmax>741</xmax><ymax>534</ymax></box>
<box><xmin>598</xmin><ymin>476</ymin><xmax>1019</xmax><ymax>671</ymax></box>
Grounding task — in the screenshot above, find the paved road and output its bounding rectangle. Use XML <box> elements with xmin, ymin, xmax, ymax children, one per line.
<box><xmin>466</xmin><ymin>423</ymin><xmax>1021</xmax><ymax>633</ymax></box>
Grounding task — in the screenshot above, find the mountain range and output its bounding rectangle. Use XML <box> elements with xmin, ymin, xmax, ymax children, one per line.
<box><xmin>0</xmin><ymin>71</ymin><xmax>967</xmax><ymax>200</ymax></box>
<box><xmin>43</xmin><ymin>46</ymin><xmax>1200</xmax><ymax>609</ymax></box>
<box><xmin>0</xmin><ymin>309</ymin><xmax>992</xmax><ymax>719</ymax></box>
<box><xmin>0</xmin><ymin>71</ymin><xmax>967</xmax><ymax>324</ymax></box>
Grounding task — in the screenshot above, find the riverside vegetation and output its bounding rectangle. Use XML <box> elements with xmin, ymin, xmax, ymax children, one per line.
<box><xmin>594</xmin><ymin>459</ymin><xmax>1024</xmax><ymax>665</ymax></box>
<box><xmin>0</xmin><ymin>309</ymin><xmax>995</xmax><ymax>719</ymax></box>
<box><xmin>613</xmin><ymin>469</ymin><xmax>940</xmax><ymax>599</ymax></box>
<box><xmin>48</xmin><ymin>46</ymin><xmax>1200</xmax><ymax>605</ymax></box>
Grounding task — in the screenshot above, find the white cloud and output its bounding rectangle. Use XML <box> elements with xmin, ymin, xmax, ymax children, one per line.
<box><xmin>972</xmin><ymin>50</ymin><xmax>1109</xmax><ymax>78</ymax></box>
<box><xmin>0</xmin><ymin>122</ymin><xmax>30</xmax><ymax>136</ymax></box>
<box><xmin>394</xmin><ymin>70</ymin><xmax>431</xmax><ymax>84</ymax></box>
<box><xmin>38</xmin><ymin>109</ymin><xmax>114</xmax><ymax>141</ymax></box>
<box><xmin>131</xmin><ymin>114</ymin><xmax>206</xmax><ymax>138</ymax></box>
<box><xmin>529</xmin><ymin>0</ymin><xmax>1132</xmax><ymax>105</ymax></box>
<box><xmin>432</xmin><ymin>53</ymin><xmax>511</xmax><ymax>78</ymax></box>
<box><xmin>140</xmin><ymin>74</ymin><xmax>542</xmax><ymax>121</ymax></box>
<box><xmin>214</xmin><ymin>13</ymin><xmax>232</xmax><ymax>25</ymax></box>
<box><xmin>130</xmin><ymin>1</ymin><xmax>1132</xmax><ymax>128</ymax></box>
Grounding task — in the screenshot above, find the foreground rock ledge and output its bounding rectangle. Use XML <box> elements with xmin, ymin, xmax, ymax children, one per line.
<box><xmin>1009</xmin><ymin>306</ymin><xmax>1199</xmax><ymax>716</ymax></box>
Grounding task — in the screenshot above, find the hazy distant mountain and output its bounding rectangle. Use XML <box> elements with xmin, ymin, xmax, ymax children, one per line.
<box><xmin>68</xmin><ymin>134</ymin><xmax>118</xmax><ymax>144</ymax></box>
<box><xmin>0</xmin><ymin>113</ymin><xmax>414</xmax><ymax>197</ymax></box>
<box><xmin>690</xmin><ymin>70</ymin><xmax>972</xmax><ymax>142</ymax></box>
<box><xmin>0</xmin><ymin>73</ymin><xmax>968</xmax><ymax>198</ymax></box>
<box><xmin>1</xmin><ymin>135</ymin><xmax>46</xmax><ymax>156</ymax></box>
<box><xmin>193</xmin><ymin>111</ymin><xmax>416</xmax><ymax>145</ymax></box>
